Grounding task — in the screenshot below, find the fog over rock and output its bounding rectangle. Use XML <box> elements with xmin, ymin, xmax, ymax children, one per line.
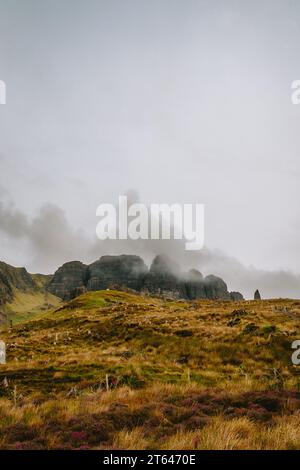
<box><xmin>1</xmin><ymin>1</ymin><xmax>300</xmax><ymax>301</ymax></box>
<box><xmin>47</xmin><ymin>254</ymin><xmax>243</xmax><ymax>302</ymax></box>
<box><xmin>142</xmin><ymin>255</ymin><xmax>187</xmax><ymax>299</ymax></box>
<box><xmin>0</xmin><ymin>200</ymin><xmax>299</xmax><ymax>299</ymax></box>
<box><xmin>88</xmin><ymin>255</ymin><xmax>147</xmax><ymax>292</ymax></box>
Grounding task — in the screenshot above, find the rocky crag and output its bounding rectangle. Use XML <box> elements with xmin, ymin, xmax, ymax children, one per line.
<box><xmin>47</xmin><ymin>254</ymin><xmax>244</xmax><ymax>301</ymax></box>
<box><xmin>0</xmin><ymin>261</ymin><xmax>36</xmax><ymax>305</ymax></box>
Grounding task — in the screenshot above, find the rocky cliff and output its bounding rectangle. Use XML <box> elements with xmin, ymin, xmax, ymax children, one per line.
<box><xmin>0</xmin><ymin>261</ymin><xmax>36</xmax><ymax>305</ymax></box>
<box><xmin>46</xmin><ymin>261</ymin><xmax>88</xmax><ymax>300</ymax></box>
<box><xmin>88</xmin><ymin>255</ymin><xmax>147</xmax><ymax>292</ymax></box>
<box><xmin>47</xmin><ymin>254</ymin><xmax>244</xmax><ymax>301</ymax></box>
<box><xmin>142</xmin><ymin>255</ymin><xmax>187</xmax><ymax>299</ymax></box>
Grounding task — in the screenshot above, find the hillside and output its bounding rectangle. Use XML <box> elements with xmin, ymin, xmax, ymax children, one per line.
<box><xmin>0</xmin><ymin>290</ymin><xmax>300</xmax><ymax>449</ymax></box>
<box><xmin>0</xmin><ymin>261</ymin><xmax>60</xmax><ymax>324</ymax></box>
<box><xmin>0</xmin><ymin>261</ymin><xmax>36</xmax><ymax>305</ymax></box>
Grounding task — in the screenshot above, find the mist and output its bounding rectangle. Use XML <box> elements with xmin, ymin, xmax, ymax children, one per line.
<box><xmin>0</xmin><ymin>198</ymin><xmax>299</xmax><ymax>299</ymax></box>
<box><xmin>0</xmin><ymin>1</ymin><xmax>300</xmax><ymax>298</ymax></box>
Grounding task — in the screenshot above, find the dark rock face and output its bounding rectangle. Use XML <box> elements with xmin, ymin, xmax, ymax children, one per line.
<box><xmin>69</xmin><ymin>286</ymin><xmax>87</xmax><ymax>300</ymax></box>
<box><xmin>47</xmin><ymin>255</ymin><xmax>147</xmax><ymax>300</ymax></box>
<box><xmin>47</xmin><ymin>254</ymin><xmax>243</xmax><ymax>302</ymax></box>
<box><xmin>87</xmin><ymin>255</ymin><xmax>147</xmax><ymax>292</ymax></box>
<box><xmin>230</xmin><ymin>291</ymin><xmax>244</xmax><ymax>301</ymax></box>
<box><xmin>184</xmin><ymin>269</ymin><xmax>206</xmax><ymax>300</ymax></box>
<box><xmin>0</xmin><ymin>271</ymin><xmax>12</xmax><ymax>305</ymax></box>
<box><xmin>254</xmin><ymin>289</ymin><xmax>261</xmax><ymax>300</ymax></box>
<box><xmin>0</xmin><ymin>261</ymin><xmax>36</xmax><ymax>305</ymax></box>
<box><xmin>203</xmin><ymin>275</ymin><xmax>231</xmax><ymax>300</ymax></box>
<box><xmin>47</xmin><ymin>261</ymin><xmax>88</xmax><ymax>301</ymax></box>
<box><xmin>142</xmin><ymin>255</ymin><xmax>187</xmax><ymax>299</ymax></box>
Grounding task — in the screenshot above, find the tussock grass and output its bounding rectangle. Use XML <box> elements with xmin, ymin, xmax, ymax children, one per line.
<box><xmin>0</xmin><ymin>290</ymin><xmax>299</xmax><ymax>449</ymax></box>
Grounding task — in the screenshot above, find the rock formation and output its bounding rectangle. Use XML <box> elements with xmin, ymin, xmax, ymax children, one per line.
<box><xmin>47</xmin><ymin>254</ymin><xmax>244</xmax><ymax>302</ymax></box>
<box><xmin>230</xmin><ymin>291</ymin><xmax>244</xmax><ymax>301</ymax></box>
<box><xmin>202</xmin><ymin>275</ymin><xmax>231</xmax><ymax>300</ymax></box>
<box><xmin>88</xmin><ymin>255</ymin><xmax>147</xmax><ymax>292</ymax></box>
<box><xmin>0</xmin><ymin>261</ymin><xmax>36</xmax><ymax>305</ymax></box>
<box><xmin>254</xmin><ymin>289</ymin><xmax>261</xmax><ymax>300</ymax></box>
<box><xmin>142</xmin><ymin>255</ymin><xmax>187</xmax><ymax>299</ymax></box>
<box><xmin>184</xmin><ymin>269</ymin><xmax>206</xmax><ymax>300</ymax></box>
<box><xmin>47</xmin><ymin>261</ymin><xmax>88</xmax><ymax>301</ymax></box>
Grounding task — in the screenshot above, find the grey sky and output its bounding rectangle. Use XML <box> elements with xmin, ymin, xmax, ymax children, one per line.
<box><xmin>0</xmin><ymin>0</ymin><xmax>300</xmax><ymax>298</ymax></box>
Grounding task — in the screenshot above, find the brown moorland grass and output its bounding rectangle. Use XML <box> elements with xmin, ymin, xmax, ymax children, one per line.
<box><xmin>0</xmin><ymin>290</ymin><xmax>299</xmax><ymax>449</ymax></box>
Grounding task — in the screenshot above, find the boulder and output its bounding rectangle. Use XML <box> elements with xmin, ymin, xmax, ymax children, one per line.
<box><xmin>203</xmin><ymin>275</ymin><xmax>231</xmax><ymax>300</ymax></box>
<box><xmin>230</xmin><ymin>291</ymin><xmax>244</xmax><ymax>301</ymax></box>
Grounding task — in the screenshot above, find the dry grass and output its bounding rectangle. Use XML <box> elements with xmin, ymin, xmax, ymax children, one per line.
<box><xmin>5</xmin><ymin>288</ymin><xmax>60</xmax><ymax>324</ymax></box>
<box><xmin>161</xmin><ymin>415</ymin><xmax>300</xmax><ymax>450</ymax></box>
<box><xmin>0</xmin><ymin>290</ymin><xmax>299</xmax><ymax>449</ymax></box>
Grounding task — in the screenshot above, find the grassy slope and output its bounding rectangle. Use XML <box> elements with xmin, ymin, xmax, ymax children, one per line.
<box><xmin>0</xmin><ymin>290</ymin><xmax>300</xmax><ymax>449</ymax></box>
<box><xmin>3</xmin><ymin>274</ymin><xmax>59</xmax><ymax>324</ymax></box>
<box><xmin>4</xmin><ymin>288</ymin><xmax>61</xmax><ymax>324</ymax></box>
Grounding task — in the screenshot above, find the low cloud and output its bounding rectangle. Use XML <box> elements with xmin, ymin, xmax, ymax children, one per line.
<box><xmin>0</xmin><ymin>200</ymin><xmax>299</xmax><ymax>299</ymax></box>
<box><xmin>0</xmin><ymin>202</ymin><xmax>86</xmax><ymax>273</ymax></box>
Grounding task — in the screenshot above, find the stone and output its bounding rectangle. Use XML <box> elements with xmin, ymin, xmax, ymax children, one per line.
<box><xmin>254</xmin><ymin>289</ymin><xmax>261</xmax><ymax>300</ymax></box>
<box><xmin>0</xmin><ymin>261</ymin><xmax>36</xmax><ymax>305</ymax></box>
<box><xmin>142</xmin><ymin>255</ymin><xmax>187</xmax><ymax>299</ymax></box>
<box><xmin>87</xmin><ymin>255</ymin><xmax>147</xmax><ymax>292</ymax></box>
<box><xmin>47</xmin><ymin>253</ymin><xmax>243</xmax><ymax>302</ymax></box>
<box><xmin>47</xmin><ymin>261</ymin><xmax>88</xmax><ymax>300</ymax></box>
<box><xmin>185</xmin><ymin>269</ymin><xmax>206</xmax><ymax>300</ymax></box>
<box><xmin>69</xmin><ymin>286</ymin><xmax>87</xmax><ymax>299</ymax></box>
<box><xmin>230</xmin><ymin>291</ymin><xmax>244</xmax><ymax>301</ymax></box>
<box><xmin>203</xmin><ymin>275</ymin><xmax>231</xmax><ymax>300</ymax></box>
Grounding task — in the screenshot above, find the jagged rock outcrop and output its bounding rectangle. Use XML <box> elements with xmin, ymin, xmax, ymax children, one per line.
<box><xmin>142</xmin><ymin>255</ymin><xmax>187</xmax><ymax>299</ymax></box>
<box><xmin>87</xmin><ymin>255</ymin><xmax>147</xmax><ymax>292</ymax></box>
<box><xmin>254</xmin><ymin>289</ymin><xmax>261</xmax><ymax>300</ymax></box>
<box><xmin>0</xmin><ymin>261</ymin><xmax>36</xmax><ymax>305</ymax></box>
<box><xmin>47</xmin><ymin>261</ymin><xmax>88</xmax><ymax>300</ymax></box>
<box><xmin>47</xmin><ymin>254</ymin><xmax>244</xmax><ymax>302</ymax></box>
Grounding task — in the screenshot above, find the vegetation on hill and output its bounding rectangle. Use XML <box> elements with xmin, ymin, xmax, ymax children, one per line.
<box><xmin>0</xmin><ymin>261</ymin><xmax>35</xmax><ymax>305</ymax></box>
<box><xmin>5</xmin><ymin>289</ymin><xmax>60</xmax><ymax>324</ymax></box>
<box><xmin>0</xmin><ymin>290</ymin><xmax>299</xmax><ymax>449</ymax></box>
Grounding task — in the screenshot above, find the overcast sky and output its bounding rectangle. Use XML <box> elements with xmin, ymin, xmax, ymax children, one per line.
<box><xmin>0</xmin><ymin>0</ymin><xmax>300</xmax><ymax>298</ymax></box>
